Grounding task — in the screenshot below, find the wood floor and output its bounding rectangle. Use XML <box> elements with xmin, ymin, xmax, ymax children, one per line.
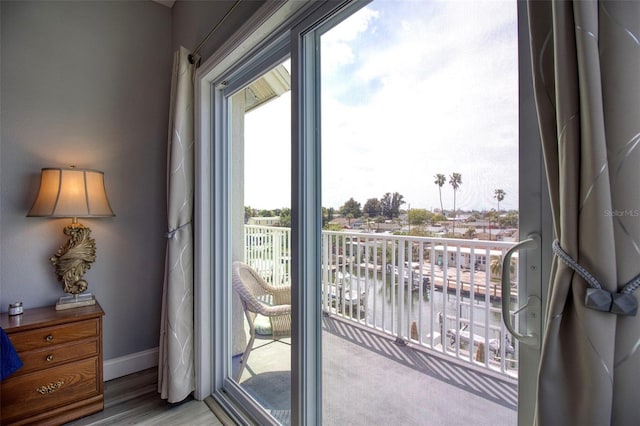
<box><xmin>65</xmin><ymin>368</ymin><xmax>225</xmax><ymax>425</ymax></box>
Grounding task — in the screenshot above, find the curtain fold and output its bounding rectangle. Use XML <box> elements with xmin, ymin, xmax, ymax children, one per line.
<box><xmin>529</xmin><ymin>1</ymin><xmax>640</xmax><ymax>424</ymax></box>
<box><xmin>158</xmin><ymin>46</ymin><xmax>196</xmax><ymax>403</ymax></box>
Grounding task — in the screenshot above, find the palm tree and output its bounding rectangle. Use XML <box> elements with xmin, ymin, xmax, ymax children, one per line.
<box><xmin>449</xmin><ymin>173</ymin><xmax>462</xmax><ymax>235</ymax></box>
<box><xmin>346</xmin><ymin>213</ymin><xmax>354</xmax><ymax>226</ymax></box>
<box><xmin>494</xmin><ymin>189</ymin><xmax>506</xmax><ymax>230</ymax></box>
<box><xmin>486</xmin><ymin>210</ymin><xmax>498</xmax><ymax>240</ymax></box>
<box><xmin>489</xmin><ymin>257</ymin><xmax>502</xmax><ymax>277</ymax></box>
<box><xmin>494</xmin><ymin>189</ymin><xmax>506</xmax><ymax>213</ymax></box>
<box><xmin>434</xmin><ymin>174</ymin><xmax>446</xmax><ymax>214</ymax></box>
<box><xmin>490</xmin><ymin>256</ymin><xmax>515</xmax><ymax>280</ymax></box>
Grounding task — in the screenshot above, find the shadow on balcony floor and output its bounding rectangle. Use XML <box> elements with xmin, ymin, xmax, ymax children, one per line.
<box><xmin>236</xmin><ymin>316</ymin><xmax>517</xmax><ymax>425</ymax></box>
<box><xmin>322</xmin><ymin>315</ymin><xmax>517</xmax><ymax>425</ymax></box>
<box><xmin>322</xmin><ymin>315</ymin><xmax>517</xmax><ymax>410</ymax></box>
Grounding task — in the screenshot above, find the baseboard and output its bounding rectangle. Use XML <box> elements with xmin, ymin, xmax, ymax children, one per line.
<box><xmin>103</xmin><ymin>347</ymin><xmax>159</xmax><ymax>381</ymax></box>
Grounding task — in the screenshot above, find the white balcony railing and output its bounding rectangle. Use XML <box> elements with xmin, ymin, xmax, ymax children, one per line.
<box><xmin>245</xmin><ymin>225</ymin><xmax>291</xmax><ymax>287</ymax></box>
<box><xmin>243</xmin><ymin>225</ymin><xmax>519</xmax><ymax>378</ymax></box>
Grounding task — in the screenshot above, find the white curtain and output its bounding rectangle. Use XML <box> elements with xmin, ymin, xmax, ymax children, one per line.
<box><xmin>529</xmin><ymin>1</ymin><xmax>640</xmax><ymax>424</ymax></box>
<box><xmin>158</xmin><ymin>47</ymin><xmax>196</xmax><ymax>403</ymax></box>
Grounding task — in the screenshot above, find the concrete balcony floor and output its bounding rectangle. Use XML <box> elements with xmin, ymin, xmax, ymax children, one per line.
<box><xmin>236</xmin><ymin>315</ymin><xmax>517</xmax><ymax>425</ymax></box>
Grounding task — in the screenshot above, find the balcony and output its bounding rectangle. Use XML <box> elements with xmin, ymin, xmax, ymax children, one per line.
<box><xmin>238</xmin><ymin>225</ymin><xmax>519</xmax><ymax>424</ymax></box>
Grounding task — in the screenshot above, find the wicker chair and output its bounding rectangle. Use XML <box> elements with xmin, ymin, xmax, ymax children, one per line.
<box><xmin>232</xmin><ymin>261</ymin><xmax>291</xmax><ymax>378</ymax></box>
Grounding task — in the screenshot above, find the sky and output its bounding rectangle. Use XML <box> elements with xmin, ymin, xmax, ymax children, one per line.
<box><xmin>244</xmin><ymin>0</ymin><xmax>518</xmax><ymax>213</ymax></box>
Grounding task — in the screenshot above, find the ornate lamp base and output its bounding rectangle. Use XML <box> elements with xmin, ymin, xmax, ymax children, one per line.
<box><xmin>50</xmin><ymin>220</ymin><xmax>98</xmax><ymax>310</ymax></box>
<box><xmin>56</xmin><ymin>293</ymin><xmax>96</xmax><ymax>311</ymax></box>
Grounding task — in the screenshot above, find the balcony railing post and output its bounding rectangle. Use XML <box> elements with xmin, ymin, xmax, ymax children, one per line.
<box><xmin>395</xmin><ymin>241</ymin><xmax>406</xmax><ymax>345</ymax></box>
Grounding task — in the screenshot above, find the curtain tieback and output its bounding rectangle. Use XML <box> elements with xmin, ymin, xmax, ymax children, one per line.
<box><xmin>553</xmin><ymin>240</ymin><xmax>639</xmax><ymax>316</ymax></box>
<box><xmin>165</xmin><ymin>221</ymin><xmax>192</xmax><ymax>239</ymax></box>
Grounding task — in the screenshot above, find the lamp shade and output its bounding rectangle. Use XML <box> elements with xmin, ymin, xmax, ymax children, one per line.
<box><xmin>27</xmin><ymin>167</ymin><xmax>115</xmax><ymax>218</ymax></box>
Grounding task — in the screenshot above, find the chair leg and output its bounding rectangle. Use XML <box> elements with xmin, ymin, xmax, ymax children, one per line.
<box><xmin>236</xmin><ymin>328</ymin><xmax>256</xmax><ymax>380</ymax></box>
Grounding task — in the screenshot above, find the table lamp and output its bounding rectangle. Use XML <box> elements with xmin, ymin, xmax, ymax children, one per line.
<box><xmin>27</xmin><ymin>167</ymin><xmax>115</xmax><ymax>310</ymax></box>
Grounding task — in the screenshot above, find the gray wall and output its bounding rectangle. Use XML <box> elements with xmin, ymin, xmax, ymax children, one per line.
<box><xmin>0</xmin><ymin>0</ymin><xmax>266</xmax><ymax>372</ymax></box>
<box><xmin>0</xmin><ymin>1</ymin><xmax>171</xmax><ymax>361</ymax></box>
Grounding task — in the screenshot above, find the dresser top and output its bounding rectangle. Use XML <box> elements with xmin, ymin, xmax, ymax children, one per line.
<box><xmin>0</xmin><ymin>302</ymin><xmax>104</xmax><ymax>333</ymax></box>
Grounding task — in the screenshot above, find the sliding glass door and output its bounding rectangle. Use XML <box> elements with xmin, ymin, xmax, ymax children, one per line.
<box><xmin>202</xmin><ymin>1</ymin><xmax>547</xmax><ymax>425</ymax></box>
<box><xmin>311</xmin><ymin>2</ymin><xmax>542</xmax><ymax>424</ymax></box>
<box><xmin>228</xmin><ymin>59</ymin><xmax>293</xmax><ymax>416</ymax></box>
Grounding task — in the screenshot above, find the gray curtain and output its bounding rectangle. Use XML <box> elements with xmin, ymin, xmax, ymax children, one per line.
<box><xmin>158</xmin><ymin>47</ymin><xmax>196</xmax><ymax>403</ymax></box>
<box><xmin>528</xmin><ymin>1</ymin><xmax>640</xmax><ymax>424</ymax></box>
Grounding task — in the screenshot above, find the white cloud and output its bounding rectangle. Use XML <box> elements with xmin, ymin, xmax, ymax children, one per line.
<box><xmin>320</xmin><ymin>0</ymin><xmax>518</xmax><ymax>211</ymax></box>
<box><xmin>321</xmin><ymin>7</ymin><xmax>379</xmax><ymax>73</ymax></box>
<box><xmin>244</xmin><ymin>0</ymin><xmax>519</xmax><ymax>212</ymax></box>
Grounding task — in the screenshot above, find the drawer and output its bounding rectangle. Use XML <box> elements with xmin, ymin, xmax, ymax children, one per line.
<box><xmin>8</xmin><ymin>319</ymin><xmax>99</xmax><ymax>351</ymax></box>
<box><xmin>16</xmin><ymin>338</ymin><xmax>99</xmax><ymax>375</ymax></box>
<box><xmin>1</xmin><ymin>356</ymin><xmax>100</xmax><ymax>423</ymax></box>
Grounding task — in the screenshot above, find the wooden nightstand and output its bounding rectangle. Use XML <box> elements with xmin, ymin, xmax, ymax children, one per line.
<box><xmin>0</xmin><ymin>303</ymin><xmax>105</xmax><ymax>426</ymax></box>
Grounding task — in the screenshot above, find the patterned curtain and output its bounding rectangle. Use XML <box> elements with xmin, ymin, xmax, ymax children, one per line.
<box><xmin>528</xmin><ymin>1</ymin><xmax>640</xmax><ymax>424</ymax></box>
<box><xmin>158</xmin><ymin>47</ymin><xmax>196</xmax><ymax>403</ymax></box>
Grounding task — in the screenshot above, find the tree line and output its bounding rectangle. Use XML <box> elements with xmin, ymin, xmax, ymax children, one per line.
<box><xmin>244</xmin><ymin>206</ymin><xmax>291</xmax><ymax>227</ymax></box>
<box><xmin>339</xmin><ymin>192</ymin><xmax>407</xmax><ymax>222</ymax></box>
<box><xmin>244</xmin><ymin>176</ymin><xmax>511</xmax><ymax>230</ymax></box>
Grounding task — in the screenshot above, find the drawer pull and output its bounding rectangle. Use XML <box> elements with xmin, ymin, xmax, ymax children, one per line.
<box><xmin>46</xmin><ymin>354</ymin><xmax>54</xmax><ymax>362</ymax></box>
<box><xmin>45</xmin><ymin>334</ymin><xmax>54</xmax><ymax>342</ymax></box>
<box><xmin>36</xmin><ymin>380</ymin><xmax>64</xmax><ymax>395</ymax></box>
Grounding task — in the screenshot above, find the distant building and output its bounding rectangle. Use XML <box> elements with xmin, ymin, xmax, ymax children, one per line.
<box><xmin>248</xmin><ymin>216</ymin><xmax>281</xmax><ymax>226</ymax></box>
<box><xmin>328</xmin><ymin>217</ymin><xmax>349</xmax><ymax>228</ymax></box>
<box><xmin>432</xmin><ymin>245</ymin><xmax>518</xmax><ymax>272</ymax></box>
<box><xmin>372</xmin><ymin>222</ymin><xmax>402</xmax><ymax>233</ymax></box>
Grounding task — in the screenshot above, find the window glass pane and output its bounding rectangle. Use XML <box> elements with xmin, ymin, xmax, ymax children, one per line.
<box><xmin>229</xmin><ymin>60</ymin><xmax>292</xmax><ymax>424</ymax></box>
<box><xmin>319</xmin><ymin>1</ymin><xmax>519</xmax><ymax>424</ymax></box>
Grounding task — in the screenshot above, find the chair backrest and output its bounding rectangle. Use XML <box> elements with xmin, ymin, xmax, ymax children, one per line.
<box><xmin>232</xmin><ymin>261</ymin><xmax>270</xmax><ymax>314</ymax></box>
